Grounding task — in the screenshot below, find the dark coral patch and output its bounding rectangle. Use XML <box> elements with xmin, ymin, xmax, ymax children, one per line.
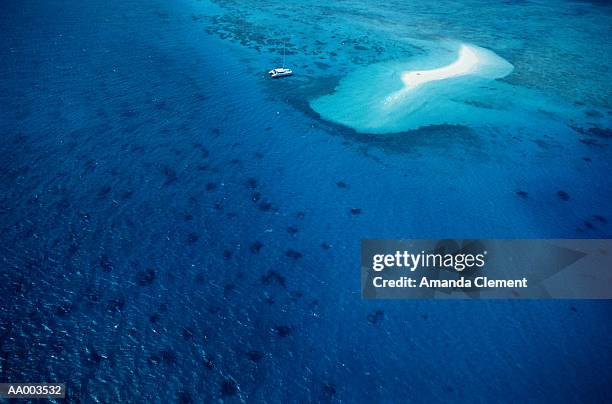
<box><xmin>162</xmin><ymin>166</ymin><xmax>177</xmax><ymax>185</ymax></box>
<box><xmin>336</xmin><ymin>181</ymin><xmax>347</xmax><ymax>188</ymax></box>
<box><xmin>515</xmin><ymin>190</ymin><xmax>528</xmax><ymax>199</ymax></box>
<box><xmin>56</xmin><ymin>301</ymin><xmax>73</xmax><ymax>317</ymax></box>
<box><xmin>286</xmin><ymin>249</ymin><xmax>303</xmax><ymax>259</ymax></box>
<box><xmin>287</xmin><ymin>226</ymin><xmax>298</xmax><ymax>235</ymax></box>
<box><xmin>579</xmin><ymin>138</ymin><xmax>602</xmax><ymax>147</ymax></box>
<box><xmin>85</xmin><ymin>286</ymin><xmax>102</xmax><ymax>304</ymax></box>
<box><xmin>160</xmin><ymin>349</ymin><xmax>177</xmax><ymax>365</ymax></box>
<box><xmin>246</xmin><ymin>350</ymin><xmax>264</xmax><ymax>362</ymax></box>
<box><xmin>99</xmin><ymin>254</ymin><xmax>113</xmax><ymax>272</ymax></box>
<box><xmin>136</xmin><ymin>269</ymin><xmax>156</xmax><ymax>286</ymax></box>
<box><xmin>67</xmin><ymin>242</ymin><xmax>79</xmax><ymax>257</ymax></box>
<box><xmin>106</xmin><ymin>297</ymin><xmax>125</xmax><ymax>313</ymax></box>
<box><xmin>261</xmin><ymin>270</ymin><xmax>286</xmax><ymax>287</ymax></box>
<box><xmin>246</xmin><ymin>177</ymin><xmax>257</xmax><ymax>189</ymax></box>
<box><xmin>220</xmin><ymin>379</ymin><xmax>238</xmax><ymax>396</ymax></box>
<box><xmin>323</xmin><ymin>383</ymin><xmax>336</xmax><ymax>397</ymax></box>
<box><xmin>367</xmin><ymin>309</ymin><xmax>384</xmax><ymax>325</ymax></box>
<box><xmin>204</xmin><ymin>354</ymin><xmax>215</xmax><ymax>370</ymax></box>
<box><xmin>274</xmin><ymin>325</ymin><xmax>292</xmax><ymax>337</ymax></box>
<box><xmin>259</xmin><ymin>201</ymin><xmax>272</xmax><ymax>211</ymax></box>
<box><xmin>350</xmin><ymin>208</ymin><xmax>362</xmax><ymax>215</ymax></box>
<box><xmin>206</xmin><ymin>182</ymin><xmax>217</xmax><ymax>191</ymax></box>
<box><xmin>186</xmin><ymin>232</ymin><xmax>199</xmax><ymax>244</ymax></box>
<box><xmin>585</xmin><ymin>109</ymin><xmax>603</xmax><ymax>118</ymax></box>
<box><xmin>557</xmin><ymin>190</ymin><xmax>570</xmax><ymax>201</ymax></box>
<box><xmin>250</xmin><ymin>240</ymin><xmax>263</xmax><ymax>253</ymax></box>
<box><xmin>586</xmin><ymin>126</ymin><xmax>612</xmax><ymax>138</ymax></box>
<box><xmin>594</xmin><ymin>215</ymin><xmax>607</xmax><ymax>224</ymax></box>
<box><xmin>87</xmin><ymin>348</ymin><xmax>103</xmax><ymax>366</ymax></box>
<box><xmin>177</xmin><ymin>391</ymin><xmax>192</xmax><ymax>404</ymax></box>
<box><xmin>97</xmin><ymin>185</ymin><xmax>112</xmax><ymax>198</ymax></box>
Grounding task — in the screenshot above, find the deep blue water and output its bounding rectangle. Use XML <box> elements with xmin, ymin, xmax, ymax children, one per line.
<box><xmin>1</xmin><ymin>0</ymin><xmax>611</xmax><ymax>402</ymax></box>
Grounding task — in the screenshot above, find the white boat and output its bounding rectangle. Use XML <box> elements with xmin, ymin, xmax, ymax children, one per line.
<box><xmin>269</xmin><ymin>67</ymin><xmax>293</xmax><ymax>78</ymax></box>
<box><xmin>269</xmin><ymin>42</ymin><xmax>293</xmax><ymax>78</ymax></box>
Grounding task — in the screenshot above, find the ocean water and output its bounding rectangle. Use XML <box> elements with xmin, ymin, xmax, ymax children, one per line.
<box><xmin>1</xmin><ymin>0</ymin><xmax>611</xmax><ymax>402</ymax></box>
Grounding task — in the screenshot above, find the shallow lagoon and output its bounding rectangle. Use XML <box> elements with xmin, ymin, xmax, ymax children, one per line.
<box><xmin>1</xmin><ymin>0</ymin><xmax>611</xmax><ymax>402</ymax></box>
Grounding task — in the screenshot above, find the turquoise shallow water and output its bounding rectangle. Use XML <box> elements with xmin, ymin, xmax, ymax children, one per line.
<box><xmin>1</xmin><ymin>0</ymin><xmax>611</xmax><ymax>402</ymax></box>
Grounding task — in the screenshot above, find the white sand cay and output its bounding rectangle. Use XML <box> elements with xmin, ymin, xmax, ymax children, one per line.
<box><xmin>401</xmin><ymin>44</ymin><xmax>479</xmax><ymax>88</ymax></box>
<box><xmin>311</xmin><ymin>42</ymin><xmax>517</xmax><ymax>133</ymax></box>
<box><xmin>384</xmin><ymin>44</ymin><xmax>512</xmax><ymax>107</ymax></box>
